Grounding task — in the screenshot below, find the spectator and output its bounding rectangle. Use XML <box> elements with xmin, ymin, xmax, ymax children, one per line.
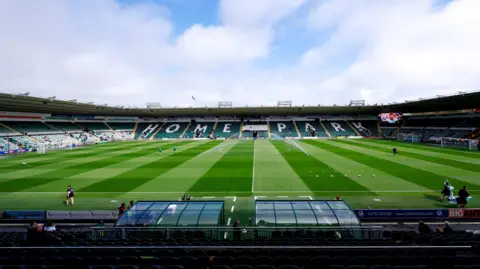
<box><xmin>458</xmin><ymin>186</ymin><xmax>470</xmax><ymax>208</ymax></box>
<box><xmin>233</xmin><ymin>220</ymin><xmax>241</xmax><ymax>240</ymax></box>
<box><xmin>43</xmin><ymin>222</ymin><xmax>56</xmax><ymax>232</ymax></box>
<box><xmin>443</xmin><ymin>221</ymin><xmax>453</xmax><ymax>233</ymax></box>
<box><xmin>418</xmin><ymin>221</ymin><xmax>432</xmax><ymax>234</ymax></box>
<box><xmin>127</xmin><ymin>200</ymin><xmax>134</xmax><ymax>210</ymax></box>
<box><xmin>118</xmin><ymin>203</ymin><xmax>127</xmax><ymax>218</ymax></box>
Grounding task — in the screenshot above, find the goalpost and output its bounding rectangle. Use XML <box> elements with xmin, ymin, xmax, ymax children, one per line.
<box><xmin>440</xmin><ymin>137</ymin><xmax>479</xmax><ymax>151</ymax></box>
<box><xmin>396</xmin><ymin>133</ymin><xmax>421</xmax><ymax>143</ymax></box>
<box><xmin>37</xmin><ymin>143</ymin><xmax>47</xmax><ymax>154</ymax></box>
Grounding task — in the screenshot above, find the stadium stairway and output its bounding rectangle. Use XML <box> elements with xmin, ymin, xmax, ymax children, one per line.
<box><xmin>150</xmin><ymin>123</ymin><xmax>166</xmax><ymax>140</ymax></box>
<box><xmin>319</xmin><ymin>121</ymin><xmax>331</xmax><ymax>137</ymax></box>
<box><xmin>293</xmin><ymin>121</ymin><xmax>301</xmax><ymax>138</ymax></box>
<box><xmin>41</xmin><ymin>121</ymin><xmax>66</xmax><ymax>133</ymax></box>
<box><xmin>0</xmin><ymin>122</ymin><xmax>21</xmax><ymax>136</ymax></box>
<box><xmin>322</xmin><ymin>120</ymin><xmax>356</xmax><ymax>137</ymax></box>
<box><xmin>183</xmin><ymin>121</ymin><xmax>215</xmax><ymax>139</ymax></box>
<box><xmin>132</xmin><ymin>122</ymin><xmax>138</xmax><ymax>139</ymax></box>
<box><xmin>348</xmin><ymin>121</ymin><xmax>378</xmax><ymax>137</ymax></box>
<box><xmin>135</xmin><ymin>123</ymin><xmax>162</xmax><ymax>139</ymax></box>
<box><xmin>377</xmin><ymin>121</ymin><xmax>382</xmax><ymax>136</ymax></box>
<box><xmin>45</xmin><ymin>122</ymin><xmax>84</xmax><ymax>133</ymax></box>
<box><xmin>211</xmin><ymin>121</ymin><xmax>218</xmax><ymax>137</ymax></box>
<box><xmin>346</xmin><ymin>121</ymin><xmax>361</xmax><ymax>136</ymax></box>
<box><xmin>154</xmin><ymin>122</ymin><xmax>190</xmax><ymax>140</ymax></box>
<box><xmin>267</xmin><ymin>121</ymin><xmax>272</xmax><ymax>139</ymax></box>
<box><xmin>295</xmin><ymin>121</ymin><xmax>328</xmax><ymax>138</ymax></box>
<box><xmin>180</xmin><ymin>121</ymin><xmax>191</xmax><ymax>138</ymax></box>
<box><xmin>103</xmin><ymin>122</ymin><xmax>115</xmax><ymax>131</ymax></box>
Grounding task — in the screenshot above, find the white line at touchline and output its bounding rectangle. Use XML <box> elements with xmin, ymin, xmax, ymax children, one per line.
<box><xmin>5</xmin><ymin>190</ymin><xmax>469</xmax><ymax>195</ymax></box>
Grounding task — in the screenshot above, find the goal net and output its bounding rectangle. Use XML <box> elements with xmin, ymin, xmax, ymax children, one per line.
<box><xmin>396</xmin><ymin>133</ymin><xmax>421</xmax><ymax>142</ymax></box>
<box><xmin>37</xmin><ymin>143</ymin><xmax>47</xmax><ymax>154</ymax></box>
<box><xmin>440</xmin><ymin>137</ymin><xmax>479</xmax><ymax>151</ymax></box>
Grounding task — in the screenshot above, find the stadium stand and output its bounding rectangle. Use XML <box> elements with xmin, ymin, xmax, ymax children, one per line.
<box><xmin>0</xmin><ymin>228</ymin><xmax>479</xmax><ymax>268</ymax></box>
<box><xmin>269</xmin><ymin>121</ymin><xmax>299</xmax><ymax>138</ymax></box>
<box><xmin>135</xmin><ymin>122</ymin><xmax>162</xmax><ymax>139</ymax></box>
<box><xmin>45</xmin><ymin>121</ymin><xmax>84</xmax><ymax>132</ymax></box>
<box><xmin>214</xmin><ymin>121</ymin><xmax>241</xmax><ymax>138</ymax></box>
<box><xmin>76</xmin><ymin>122</ymin><xmax>111</xmax><ymax>132</ymax></box>
<box><xmin>183</xmin><ymin>121</ymin><xmax>215</xmax><ymax>138</ymax></box>
<box><xmin>1</xmin><ymin>121</ymin><xmax>54</xmax><ymax>134</ymax></box>
<box><xmin>242</xmin><ymin>122</ymin><xmax>269</xmax><ymax>138</ymax></box>
<box><xmin>107</xmin><ymin>122</ymin><xmax>135</xmax><ymax>131</ymax></box>
<box><xmin>396</xmin><ymin>116</ymin><xmax>480</xmax><ymax>142</ymax></box>
<box><xmin>156</xmin><ymin>122</ymin><xmax>190</xmax><ymax>139</ymax></box>
<box><xmin>323</xmin><ymin>120</ymin><xmax>356</xmax><ymax>137</ymax></box>
<box><xmin>295</xmin><ymin>120</ymin><xmax>328</xmax><ymax>138</ymax></box>
<box><xmin>348</xmin><ymin>121</ymin><xmax>378</xmax><ymax>137</ymax></box>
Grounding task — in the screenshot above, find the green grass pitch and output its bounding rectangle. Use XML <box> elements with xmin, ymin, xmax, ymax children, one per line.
<box><xmin>1</xmin><ymin>138</ymin><xmax>479</xmax><ymax>224</ymax></box>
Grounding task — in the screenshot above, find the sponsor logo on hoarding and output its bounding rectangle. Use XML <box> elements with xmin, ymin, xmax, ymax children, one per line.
<box><xmin>448</xmin><ymin>208</ymin><xmax>480</xmax><ymax>219</ymax></box>
<box><xmin>355</xmin><ymin>209</ymin><xmax>447</xmax><ymax>220</ymax></box>
<box><xmin>46</xmin><ymin>210</ymin><xmax>118</xmax><ymax>220</ymax></box>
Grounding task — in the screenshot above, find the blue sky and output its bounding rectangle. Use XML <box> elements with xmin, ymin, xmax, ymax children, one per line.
<box><xmin>0</xmin><ymin>0</ymin><xmax>478</xmax><ymax>107</ymax></box>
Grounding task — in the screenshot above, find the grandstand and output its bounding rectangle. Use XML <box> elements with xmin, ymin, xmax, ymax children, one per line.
<box><xmin>0</xmin><ymin>92</ymin><xmax>480</xmax><ymax>269</ymax></box>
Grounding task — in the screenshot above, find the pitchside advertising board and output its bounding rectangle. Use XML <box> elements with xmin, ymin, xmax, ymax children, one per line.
<box><xmin>0</xmin><ymin>149</ymin><xmax>29</xmax><ymax>155</ymax></box>
<box><xmin>46</xmin><ymin>211</ymin><xmax>118</xmax><ymax>220</ymax></box>
<box><xmin>355</xmin><ymin>209</ymin><xmax>480</xmax><ymax>220</ymax></box>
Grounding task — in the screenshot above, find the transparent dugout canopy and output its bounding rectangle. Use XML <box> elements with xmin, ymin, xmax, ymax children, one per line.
<box><xmin>255</xmin><ymin>200</ymin><xmax>359</xmax><ymax>227</ymax></box>
<box><xmin>115</xmin><ymin>201</ymin><xmax>224</xmax><ymax>227</ymax></box>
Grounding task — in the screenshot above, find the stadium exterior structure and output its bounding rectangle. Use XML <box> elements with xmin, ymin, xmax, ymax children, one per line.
<box><xmin>0</xmin><ymin>91</ymin><xmax>480</xmax><ymax>117</ymax></box>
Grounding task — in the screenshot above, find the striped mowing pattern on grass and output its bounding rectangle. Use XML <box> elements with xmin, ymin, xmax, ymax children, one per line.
<box><xmin>271</xmin><ymin>140</ymin><xmax>373</xmax><ymax>194</ymax></box>
<box><xmin>188</xmin><ymin>140</ymin><xmax>254</xmax><ymax>193</ymax></box>
<box><xmin>0</xmin><ymin>139</ymin><xmax>479</xmax><ymax>213</ymax></box>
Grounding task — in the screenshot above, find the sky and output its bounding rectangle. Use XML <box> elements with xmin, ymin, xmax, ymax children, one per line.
<box><xmin>0</xmin><ymin>0</ymin><xmax>479</xmax><ymax>108</ymax></box>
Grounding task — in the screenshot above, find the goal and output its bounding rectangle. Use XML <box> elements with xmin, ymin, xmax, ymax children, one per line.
<box><xmin>396</xmin><ymin>133</ymin><xmax>421</xmax><ymax>143</ymax></box>
<box><xmin>440</xmin><ymin>137</ymin><xmax>479</xmax><ymax>151</ymax></box>
<box><xmin>37</xmin><ymin>143</ymin><xmax>47</xmax><ymax>154</ymax></box>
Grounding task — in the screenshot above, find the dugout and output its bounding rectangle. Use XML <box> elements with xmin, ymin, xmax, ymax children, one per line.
<box><xmin>115</xmin><ymin>201</ymin><xmax>224</xmax><ymax>227</ymax></box>
<box><xmin>255</xmin><ymin>200</ymin><xmax>360</xmax><ymax>227</ymax></box>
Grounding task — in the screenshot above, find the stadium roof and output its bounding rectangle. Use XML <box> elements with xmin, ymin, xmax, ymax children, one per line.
<box><xmin>115</xmin><ymin>201</ymin><xmax>224</xmax><ymax>227</ymax></box>
<box><xmin>0</xmin><ymin>91</ymin><xmax>479</xmax><ymax>117</ymax></box>
<box><xmin>255</xmin><ymin>200</ymin><xmax>359</xmax><ymax>227</ymax></box>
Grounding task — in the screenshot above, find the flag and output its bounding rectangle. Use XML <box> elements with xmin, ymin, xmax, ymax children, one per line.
<box><xmin>192</xmin><ymin>96</ymin><xmax>196</xmax><ymax>100</ymax></box>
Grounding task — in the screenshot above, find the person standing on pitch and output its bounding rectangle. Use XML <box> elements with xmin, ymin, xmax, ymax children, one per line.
<box><xmin>66</xmin><ymin>185</ymin><xmax>75</xmax><ymax>206</ymax></box>
<box><xmin>173</xmin><ymin>145</ymin><xmax>177</xmax><ymax>152</ymax></box>
<box><xmin>392</xmin><ymin>147</ymin><xmax>398</xmax><ymax>156</ymax></box>
<box><xmin>158</xmin><ymin>147</ymin><xmax>162</xmax><ymax>153</ymax></box>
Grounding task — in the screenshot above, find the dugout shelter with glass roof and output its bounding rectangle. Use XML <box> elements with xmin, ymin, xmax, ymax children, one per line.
<box><xmin>115</xmin><ymin>201</ymin><xmax>224</xmax><ymax>227</ymax></box>
<box><xmin>255</xmin><ymin>200</ymin><xmax>359</xmax><ymax>227</ymax></box>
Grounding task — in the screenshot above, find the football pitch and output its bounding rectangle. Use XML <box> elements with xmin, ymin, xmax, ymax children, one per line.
<box><xmin>1</xmin><ymin>138</ymin><xmax>479</xmax><ymax>224</ymax></box>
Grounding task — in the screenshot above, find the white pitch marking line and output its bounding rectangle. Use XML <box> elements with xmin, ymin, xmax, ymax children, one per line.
<box><xmin>227</xmin><ymin>218</ymin><xmax>231</xmax><ymax>226</ymax></box>
<box><xmin>231</xmin><ymin>206</ymin><xmax>235</xmax><ymax>213</ymax></box>
<box><xmin>202</xmin><ymin>196</ymin><xmax>215</xmax><ymax>199</ymax></box>
<box><xmin>8</xmin><ymin>190</ymin><xmax>456</xmax><ymax>195</ymax></box>
<box><xmin>277</xmin><ymin>196</ymin><xmax>288</xmax><ymax>198</ymax></box>
<box><xmin>299</xmin><ymin>196</ymin><xmax>313</xmax><ymax>200</ymax></box>
<box><xmin>233</xmin><ymin>196</ymin><xmax>237</xmax><ymax>202</ymax></box>
<box><xmin>252</xmin><ymin>140</ymin><xmax>256</xmax><ymax>192</ymax></box>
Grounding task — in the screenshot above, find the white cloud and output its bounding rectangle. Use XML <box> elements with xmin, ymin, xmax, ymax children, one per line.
<box><xmin>303</xmin><ymin>0</ymin><xmax>480</xmax><ymax>104</ymax></box>
<box><xmin>0</xmin><ymin>0</ymin><xmax>479</xmax><ymax>108</ymax></box>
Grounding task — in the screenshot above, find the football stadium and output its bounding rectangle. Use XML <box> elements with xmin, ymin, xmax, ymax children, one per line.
<box><xmin>2</xmin><ymin>0</ymin><xmax>480</xmax><ymax>268</ymax></box>
<box><xmin>0</xmin><ymin>91</ymin><xmax>480</xmax><ymax>268</ymax></box>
